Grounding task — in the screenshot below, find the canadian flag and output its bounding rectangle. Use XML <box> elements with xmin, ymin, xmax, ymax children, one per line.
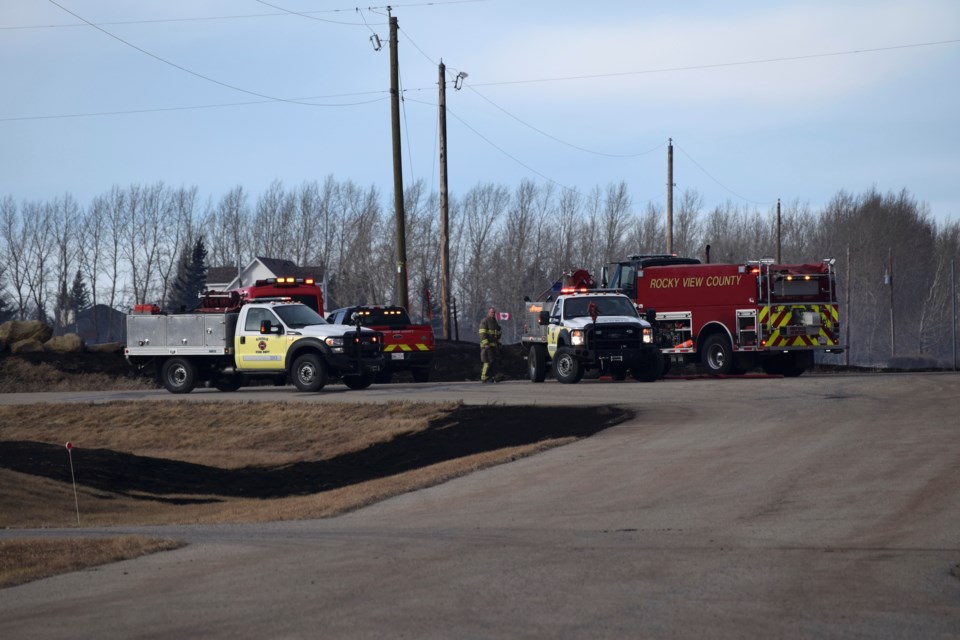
<box><xmin>498</xmin><ymin>312</ymin><xmax>511</xmax><ymax>321</ymax></box>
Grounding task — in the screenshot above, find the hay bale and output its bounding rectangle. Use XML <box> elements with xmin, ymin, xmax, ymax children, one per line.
<box><xmin>0</xmin><ymin>320</ymin><xmax>53</xmax><ymax>350</ymax></box>
<box><xmin>10</xmin><ymin>338</ymin><xmax>45</xmax><ymax>354</ymax></box>
<box><xmin>44</xmin><ymin>333</ymin><xmax>85</xmax><ymax>353</ymax></box>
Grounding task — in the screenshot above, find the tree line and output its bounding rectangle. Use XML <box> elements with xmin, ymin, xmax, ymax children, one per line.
<box><xmin>1</xmin><ymin>178</ymin><xmax>958</xmax><ymax>367</ymax></box>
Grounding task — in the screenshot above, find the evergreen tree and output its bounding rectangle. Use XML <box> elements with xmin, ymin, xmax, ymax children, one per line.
<box><xmin>167</xmin><ymin>238</ymin><xmax>208</xmax><ymax>311</ymax></box>
<box><xmin>70</xmin><ymin>269</ymin><xmax>91</xmax><ymax>312</ymax></box>
<box><xmin>0</xmin><ymin>292</ymin><xmax>12</xmax><ymax>323</ymax></box>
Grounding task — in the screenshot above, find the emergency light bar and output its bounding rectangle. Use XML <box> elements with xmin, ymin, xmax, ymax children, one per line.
<box><xmin>255</xmin><ymin>277</ymin><xmax>316</xmax><ymax>287</ymax></box>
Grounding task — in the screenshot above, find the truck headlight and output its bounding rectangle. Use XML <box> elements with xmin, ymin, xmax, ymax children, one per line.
<box><xmin>571</xmin><ymin>329</ymin><xmax>585</xmax><ymax>346</ymax></box>
<box><xmin>325</xmin><ymin>337</ymin><xmax>345</xmax><ymax>353</ymax></box>
<box><xmin>642</xmin><ymin>328</ymin><xmax>653</xmax><ymax>344</ymax></box>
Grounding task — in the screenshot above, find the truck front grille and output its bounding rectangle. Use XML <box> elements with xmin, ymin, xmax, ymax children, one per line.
<box><xmin>591</xmin><ymin>325</ymin><xmax>642</xmax><ymax>350</ymax></box>
<box><xmin>344</xmin><ymin>331</ymin><xmax>383</xmax><ymax>358</ymax></box>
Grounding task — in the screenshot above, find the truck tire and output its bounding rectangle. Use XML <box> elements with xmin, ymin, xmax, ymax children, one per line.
<box><xmin>631</xmin><ymin>350</ymin><xmax>663</xmax><ymax>382</ymax></box>
<box><xmin>292</xmin><ymin>353</ymin><xmax>327</xmax><ymax>392</ymax></box>
<box><xmin>553</xmin><ymin>347</ymin><xmax>582</xmax><ymax>384</ymax></box>
<box><xmin>701</xmin><ymin>334</ymin><xmax>733</xmax><ymax>375</ymax></box>
<box><xmin>784</xmin><ymin>351</ymin><xmax>814</xmax><ymax>377</ymax></box>
<box><xmin>528</xmin><ymin>345</ymin><xmax>547</xmax><ymax>383</ymax></box>
<box><xmin>764</xmin><ymin>351</ymin><xmax>812</xmax><ymax>377</ymax></box>
<box><xmin>342</xmin><ymin>373</ymin><xmax>373</xmax><ymax>390</ymax></box>
<box><xmin>161</xmin><ymin>357</ymin><xmax>196</xmax><ymax>394</ymax></box>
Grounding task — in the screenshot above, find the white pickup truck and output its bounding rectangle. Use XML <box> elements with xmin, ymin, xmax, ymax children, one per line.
<box><xmin>522</xmin><ymin>291</ymin><xmax>663</xmax><ymax>383</ymax></box>
<box><xmin>125</xmin><ymin>301</ymin><xmax>383</xmax><ymax>393</ymax></box>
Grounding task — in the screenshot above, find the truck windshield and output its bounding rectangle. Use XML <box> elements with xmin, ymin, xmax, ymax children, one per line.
<box><xmin>274</xmin><ymin>304</ymin><xmax>327</xmax><ymax>328</ymax></box>
<box><xmin>564</xmin><ymin>297</ymin><xmax>638</xmax><ymax>319</ymax></box>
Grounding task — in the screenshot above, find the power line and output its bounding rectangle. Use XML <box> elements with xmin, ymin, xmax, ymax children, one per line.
<box><xmin>2</xmin><ymin>0</ymin><xmax>489</xmax><ymax>30</ymax></box>
<box><xmin>674</xmin><ymin>143</ymin><xmax>774</xmax><ymax>205</ymax></box>
<box><xmin>2</xmin><ymin>6</ymin><xmax>372</xmax><ymax>29</ymax></box>
<box><xmin>253</xmin><ymin>0</ymin><xmax>373</xmax><ymax>26</ymax></box>
<box><xmin>469</xmin><ymin>39</ymin><xmax>960</xmax><ymax>88</ymax></box>
<box><xmin>404</xmin><ymin>97</ymin><xmax>579</xmax><ymax>194</ymax></box>
<box><xmin>44</xmin><ymin>0</ymin><xmax>357</xmax><ymax>107</ymax></box>
<box><xmin>0</xmin><ymin>94</ymin><xmax>390</xmax><ymax>123</ymax></box>
<box><xmin>465</xmin><ymin>85</ymin><xmax>665</xmax><ymax>158</ymax></box>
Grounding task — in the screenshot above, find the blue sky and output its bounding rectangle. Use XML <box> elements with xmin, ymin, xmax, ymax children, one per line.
<box><xmin>3</xmin><ymin>0</ymin><xmax>959</xmax><ymax>224</ymax></box>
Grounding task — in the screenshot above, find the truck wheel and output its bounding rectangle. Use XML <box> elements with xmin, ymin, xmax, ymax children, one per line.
<box><xmin>701</xmin><ymin>334</ymin><xmax>733</xmax><ymax>375</ymax></box>
<box><xmin>766</xmin><ymin>351</ymin><xmax>812</xmax><ymax>377</ymax></box>
<box><xmin>784</xmin><ymin>351</ymin><xmax>814</xmax><ymax>377</ymax></box>
<box><xmin>631</xmin><ymin>350</ymin><xmax>663</xmax><ymax>382</ymax></box>
<box><xmin>161</xmin><ymin>357</ymin><xmax>196</xmax><ymax>394</ymax></box>
<box><xmin>292</xmin><ymin>353</ymin><xmax>327</xmax><ymax>392</ymax></box>
<box><xmin>661</xmin><ymin>356</ymin><xmax>673</xmax><ymax>377</ymax></box>
<box><xmin>342</xmin><ymin>373</ymin><xmax>373</xmax><ymax>390</ymax></box>
<box><xmin>213</xmin><ymin>374</ymin><xmax>243</xmax><ymax>392</ymax></box>
<box><xmin>411</xmin><ymin>368</ymin><xmax>430</xmax><ymax>383</ymax></box>
<box><xmin>528</xmin><ymin>345</ymin><xmax>547</xmax><ymax>383</ymax></box>
<box><xmin>761</xmin><ymin>355</ymin><xmax>786</xmax><ymax>376</ymax></box>
<box><xmin>553</xmin><ymin>347</ymin><xmax>582</xmax><ymax>384</ymax></box>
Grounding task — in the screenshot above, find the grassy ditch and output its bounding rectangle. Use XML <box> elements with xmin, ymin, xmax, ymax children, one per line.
<box><xmin>0</xmin><ymin>399</ymin><xmax>630</xmax><ymax>587</ymax></box>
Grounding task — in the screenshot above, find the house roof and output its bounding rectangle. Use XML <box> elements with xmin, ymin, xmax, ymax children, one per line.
<box><xmin>207</xmin><ymin>265</ymin><xmax>238</xmax><ymax>285</ymax></box>
<box><xmin>254</xmin><ymin>257</ymin><xmax>322</xmax><ymax>280</ymax></box>
<box><xmin>257</xmin><ymin>257</ymin><xmax>320</xmax><ymax>278</ymax></box>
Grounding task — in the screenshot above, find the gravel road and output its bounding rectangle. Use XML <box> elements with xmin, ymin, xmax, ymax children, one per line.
<box><xmin>1</xmin><ymin>373</ymin><xmax>958</xmax><ymax>639</ymax></box>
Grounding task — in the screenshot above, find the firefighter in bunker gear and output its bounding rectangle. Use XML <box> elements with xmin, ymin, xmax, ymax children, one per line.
<box><xmin>479</xmin><ymin>307</ymin><xmax>502</xmax><ymax>382</ymax></box>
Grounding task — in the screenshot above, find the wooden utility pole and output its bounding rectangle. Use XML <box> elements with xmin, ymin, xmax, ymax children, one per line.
<box><xmin>438</xmin><ymin>61</ymin><xmax>452</xmax><ymax>339</ymax></box>
<box><xmin>952</xmin><ymin>259</ymin><xmax>957</xmax><ymax>370</ymax></box>
<box><xmin>776</xmin><ymin>198</ymin><xmax>782</xmax><ymax>263</ymax></box>
<box><xmin>887</xmin><ymin>247</ymin><xmax>895</xmax><ymax>357</ymax></box>
<box><xmin>666</xmin><ymin>138</ymin><xmax>674</xmax><ymax>254</ymax></box>
<box><xmin>389</xmin><ymin>15</ymin><xmax>409</xmax><ymax>310</ymax></box>
<box><xmin>845</xmin><ymin>245</ymin><xmax>851</xmax><ymax>367</ymax></box>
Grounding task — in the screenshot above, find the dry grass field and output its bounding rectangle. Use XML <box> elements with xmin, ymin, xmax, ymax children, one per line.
<box><xmin>0</xmin><ymin>355</ymin><xmax>628</xmax><ymax>588</ymax></box>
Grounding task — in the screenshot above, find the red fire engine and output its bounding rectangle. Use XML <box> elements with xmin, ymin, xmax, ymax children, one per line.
<box><xmin>195</xmin><ymin>277</ymin><xmax>324</xmax><ymax>314</ymax></box>
<box><xmin>603</xmin><ymin>255</ymin><xmax>844</xmax><ymax>376</ymax></box>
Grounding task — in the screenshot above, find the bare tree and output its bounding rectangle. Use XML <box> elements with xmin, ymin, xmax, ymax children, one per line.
<box><xmin>206</xmin><ymin>186</ymin><xmax>250</xmax><ymax>274</ymax></box>
<box><xmin>49</xmin><ymin>193</ymin><xmax>80</xmax><ymax>333</ymax></box>
<box><xmin>0</xmin><ymin>197</ymin><xmax>30</xmax><ymax>319</ymax></box>
<box><xmin>23</xmin><ymin>201</ymin><xmax>54</xmax><ymax>321</ymax></box>
<box><xmin>155</xmin><ymin>186</ymin><xmax>198</xmax><ymax>307</ymax></box>
<box><xmin>457</xmin><ymin>182</ymin><xmax>509</xmax><ymax>335</ymax></box>
<box><xmin>672</xmin><ymin>188</ymin><xmax>703</xmax><ymax>257</ymax></box>
<box><xmin>600</xmin><ymin>181</ymin><xmax>632</xmax><ymax>265</ymax></box>
<box><xmin>625</xmin><ymin>202</ymin><xmax>665</xmax><ymax>259</ymax></box>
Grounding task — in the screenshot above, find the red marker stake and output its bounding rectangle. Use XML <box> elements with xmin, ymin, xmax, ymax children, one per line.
<box><xmin>66</xmin><ymin>442</ymin><xmax>80</xmax><ymax>527</ymax></box>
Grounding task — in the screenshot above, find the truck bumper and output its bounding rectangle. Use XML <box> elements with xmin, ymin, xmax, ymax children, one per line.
<box><xmin>576</xmin><ymin>345</ymin><xmax>658</xmax><ymax>368</ymax></box>
<box><xmin>384</xmin><ymin>351</ymin><xmax>434</xmax><ymax>371</ymax></box>
<box><xmin>327</xmin><ymin>353</ymin><xmax>385</xmax><ymax>376</ymax></box>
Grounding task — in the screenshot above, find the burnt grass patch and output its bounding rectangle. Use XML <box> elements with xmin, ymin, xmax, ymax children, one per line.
<box><xmin>0</xmin><ymin>405</ymin><xmax>632</xmax><ymax>503</ymax></box>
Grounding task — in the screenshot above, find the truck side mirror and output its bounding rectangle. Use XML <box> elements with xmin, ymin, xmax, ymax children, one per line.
<box><xmin>645</xmin><ymin>309</ymin><xmax>657</xmax><ymax>323</ymax></box>
<box><xmin>538</xmin><ymin>310</ymin><xmax>550</xmax><ymax>326</ymax></box>
<box><xmin>260</xmin><ymin>320</ymin><xmax>281</xmax><ymax>334</ymax></box>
